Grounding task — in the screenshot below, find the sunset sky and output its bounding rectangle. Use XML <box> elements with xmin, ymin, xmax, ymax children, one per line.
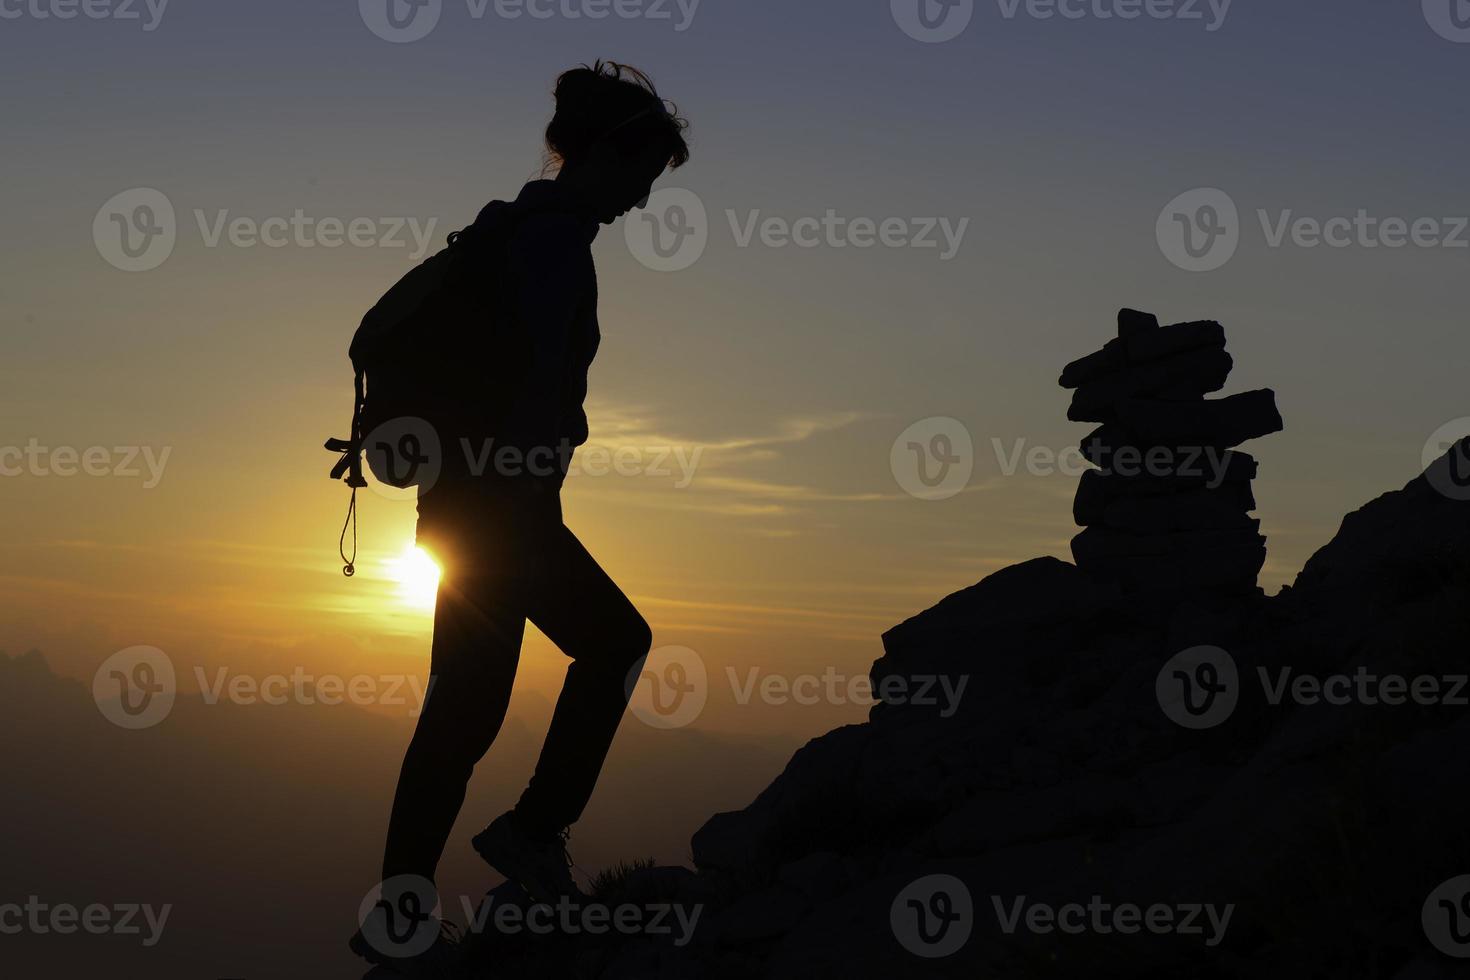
<box><xmin>5</xmin><ymin>0</ymin><xmax>1469</xmax><ymax>758</ymax></box>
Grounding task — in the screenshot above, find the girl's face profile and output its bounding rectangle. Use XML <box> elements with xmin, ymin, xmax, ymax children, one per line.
<box><xmin>579</xmin><ymin>140</ymin><xmax>672</xmax><ymax>224</ymax></box>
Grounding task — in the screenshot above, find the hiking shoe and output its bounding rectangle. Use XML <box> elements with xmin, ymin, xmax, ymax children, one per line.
<box><xmin>350</xmin><ymin>900</ymin><xmax>462</xmax><ymax>977</ymax></box>
<box><xmin>472</xmin><ymin>810</ymin><xmax>583</xmax><ymax>902</ymax></box>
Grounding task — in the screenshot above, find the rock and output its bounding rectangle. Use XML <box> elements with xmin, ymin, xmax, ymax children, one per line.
<box><xmin>1076</xmin><ymin>538</ymin><xmax>1268</xmax><ymax>594</ymax></box>
<box><xmin>1059</xmin><ymin>337</ymin><xmax>1126</xmax><ymax>388</ymax></box>
<box><xmin>1070</xmin><ymin>524</ymin><xmax>1263</xmax><ymax>562</ymax></box>
<box><xmin>1117</xmin><ymin>307</ymin><xmax>1160</xmax><ymax>338</ymax></box>
<box><xmin>1123</xmin><ymin>318</ymin><xmax>1225</xmax><ymax>362</ymax></box>
<box><xmin>1067</xmin><ymin>345</ymin><xmax>1234</xmax><ymax>422</ymax></box>
<box><xmin>641</xmin><ymin>308</ymin><xmax>1460</xmax><ymax>980</ymax></box>
<box><xmin>1079</xmin><ymin>427</ymin><xmax>1254</xmax><ymax>475</ymax></box>
<box><xmin>713</xmin><ymin>887</ymin><xmax>809</xmax><ymax>945</ymax></box>
<box><xmin>1059</xmin><ymin>311</ymin><xmax>1281</xmax><ymax>602</ymax></box>
<box><xmin>1090</xmin><ymin>483</ymin><xmax>1257</xmax><ymax>533</ymax></box>
<box><xmin>776</xmin><ymin>851</ymin><xmax>848</xmax><ymax>902</ymax></box>
<box><xmin>1072</xmin><ymin>454</ymin><xmax>1257</xmax><ymax>513</ymax></box>
<box><xmin>1060</xmin><ymin>311</ymin><xmax>1217</xmax><ymax>390</ymax></box>
<box><xmin>881</xmin><ymin>556</ymin><xmax>1114</xmax><ymax>654</ymax></box>
<box><xmin>1115</xmin><ymin>389</ymin><xmax>1284</xmax><ymax>448</ymax></box>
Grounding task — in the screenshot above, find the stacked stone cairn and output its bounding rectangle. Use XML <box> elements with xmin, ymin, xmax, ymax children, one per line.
<box><xmin>1060</xmin><ymin>309</ymin><xmax>1284</xmax><ymax>598</ymax></box>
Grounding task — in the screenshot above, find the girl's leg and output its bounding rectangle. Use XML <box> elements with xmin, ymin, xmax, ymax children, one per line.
<box><xmin>381</xmin><ymin>566</ymin><xmax>526</xmax><ymax>882</ymax></box>
<box><xmin>515</xmin><ymin>520</ymin><xmax>653</xmax><ymax>835</ymax></box>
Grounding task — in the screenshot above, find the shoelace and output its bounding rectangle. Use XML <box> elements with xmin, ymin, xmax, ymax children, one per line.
<box><xmin>555</xmin><ymin>826</ymin><xmax>588</xmax><ymax>888</ymax></box>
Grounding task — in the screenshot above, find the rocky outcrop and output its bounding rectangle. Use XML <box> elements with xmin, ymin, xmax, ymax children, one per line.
<box><xmin>674</xmin><ymin>456</ymin><xmax>1470</xmax><ymax>979</ymax></box>
<box><xmin>463</xmin><ymin>314</ymin><xmax>1470</xmax><ymax>979</ymax></box>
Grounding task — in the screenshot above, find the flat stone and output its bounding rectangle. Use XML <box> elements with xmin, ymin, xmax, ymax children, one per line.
<box><xmin>1115</xmin><ymin>390</ymin><xmax>1283</xmax><ymax>448</ymax></box>
<box><xmin>1124</xmin><ymin>319</ymin><xmax>1225</xmax><ymax>363</ymax></box>
<box><xmin>1067</xmin><ymin>346</ymin><xmax>1233</xmax><ymax>422</ymax></box>
<box><xmin>1059</xmin><ymin>337</ymin><xmax>1126</xmax><ymax>389</ymax></box>
<box><xmin>1117</xmin><ymin>308</ymin><xmax>1160</xmax><ymax>339</ymax></box>
<box><xmin>1075</xmin><ymin>536</ymin><xmax>1268</xmax><ymax>593</ymax></box>
<box><xmin>1079</xmin><ymin>428</ymin><xmax>1258</xmax><ymax>481</ymax></box>
<box><xmin>1071</xmin><ymin>525</ymin><xmax>1263</xmax><ymax>563</ymax></box>
<box><xmin>1078</xmin><ymin>483</ymin><xmax>1257</xmax><ymax>532</ymax></box>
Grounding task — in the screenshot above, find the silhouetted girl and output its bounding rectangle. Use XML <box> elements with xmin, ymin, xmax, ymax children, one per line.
<box><xmin>354</xmin><ymin>61</ymin><xmax>690</xmax><ymax>974</ymax></box>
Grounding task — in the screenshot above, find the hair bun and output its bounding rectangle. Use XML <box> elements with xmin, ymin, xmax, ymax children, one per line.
<box><xmin>544</xmin><ymin>61</ymin><xmax>691</xmax><ymax>170</ymax></box>
<box><xmin>552</xmin><ymin>67</ymin><xmax>603</xmax><ymax>112</ymax></box>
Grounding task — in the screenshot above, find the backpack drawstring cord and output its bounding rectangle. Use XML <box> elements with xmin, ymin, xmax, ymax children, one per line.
<box><xmin>338</xmin><ymin>485</ymin><xmax>358</xmax><ymax>577</ymax></box>
<box><xmin>327</xmin><ymin>368</ymin><xmax>368</xmax><ymax>577</ymax></box>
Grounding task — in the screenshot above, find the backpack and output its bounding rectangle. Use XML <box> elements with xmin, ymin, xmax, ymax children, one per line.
<box><xmin>323</xmin><ymin>198</ymin><xmax>546</xmax><ymax>576</ymax></box>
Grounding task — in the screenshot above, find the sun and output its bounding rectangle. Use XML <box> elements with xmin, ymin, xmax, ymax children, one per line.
<box><xmin>385</xmin><ymin>544</ymin><xmax>441</xmax><ymax>611</ymax></box>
